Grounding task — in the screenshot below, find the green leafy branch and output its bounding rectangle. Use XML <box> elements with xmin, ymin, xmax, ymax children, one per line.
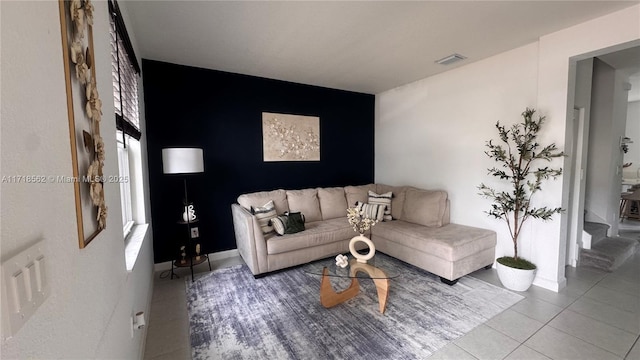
<box><xmin>478</xmin><ymin>108</ymin><xmax>563</xmax><ymax>261</ymax></box>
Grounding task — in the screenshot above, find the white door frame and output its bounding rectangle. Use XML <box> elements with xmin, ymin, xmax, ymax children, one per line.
<box><xmin>566</xmin><ymin>107</ymin><xmax>588</xmax><ymax>266</ymax></box>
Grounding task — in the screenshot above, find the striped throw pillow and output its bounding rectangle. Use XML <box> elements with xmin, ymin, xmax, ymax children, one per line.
<box><xmin>355</xmin><ymin>201</ymin><xmax>386</xmax><ymax>222</ymax></box>
<box><xmin>271</xmin><ymin>215</ymin><xmax>287</xmax><ymax>235</ymax></box>
<box><xmin>251</xmin><ymin>200</ymin><xmax>277</xmax><ymax>234</ymax></box>
<box><xmin>368</xmin><ymin>190</ymin><xmax>393</xmax><ymax>221</ymax></box>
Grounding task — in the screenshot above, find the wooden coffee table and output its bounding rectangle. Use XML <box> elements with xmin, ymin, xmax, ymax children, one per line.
<box><xmin>304</xmin><ymin>255</ymin><xmax>399</xmax><ymax>314</ymax></box>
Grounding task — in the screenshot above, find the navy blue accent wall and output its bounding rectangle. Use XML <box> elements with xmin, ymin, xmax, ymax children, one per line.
<box><xmin>143</xmin><ymin>60</ymin><xmax>375</xmax><ymax>263</ymax></box>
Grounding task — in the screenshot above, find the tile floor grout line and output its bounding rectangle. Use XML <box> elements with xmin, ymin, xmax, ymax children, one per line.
<box><xmin>497</xmin><ymin>264</ymin><xmax>622</xmax><ymax>360</ymax></box>
<box><xmin>534</xmin><ymin>269</ymin><xmax>637</xmax><ymax>359</ymax></box>
<box><xmin>623</xmin><ymin>335</ymin><xmax>640</xmax><ymax>360</ymax></box>
<box><xmin>444</xmin><ymin>343</ymin><xmax>479</xmax><ymax>360</ymax></box>
<box><xmin>541</xmin><ymin>321</ymin><xmax>632</xmax><ymax>359</ymax></box>
<box><xmin>562</xmin><ymin>307</ymin><xmax>638</xmax><ymax>335</ymax></box>
<box><xmin>500</xmin><ymin>344</ymin><xmax>549</xmax><ymax>360</ymax></box>
<box><xmin>442</xmin><ymin>266</ymin><xmax>606</xmax><ymax>360</ymax></box>
<box><xmin>529</xmin><ymin>232</ymin><xmax>639</xmax><ymax>359</ymax></box>
<box><xmin>563</xmin><ymin>298</ymin><xmax>640</xmax><ymax>335</ymax></box>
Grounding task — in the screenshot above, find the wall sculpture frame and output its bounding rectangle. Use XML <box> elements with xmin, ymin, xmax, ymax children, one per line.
<box><xmin>58</xmin><ymin>0</ymin><xmax>107</xmax><ymax>248</ymax></box>
<box><xmin>262</xmin><ymin>112</ymin><xmax>320</xmax><ymax>162</ymax></box>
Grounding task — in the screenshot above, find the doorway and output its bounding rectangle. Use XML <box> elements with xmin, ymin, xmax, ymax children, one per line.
<box><xmin>564</xmin><ymin>43</ymin><xmax>640</xmax><ymax>267</ymax></box>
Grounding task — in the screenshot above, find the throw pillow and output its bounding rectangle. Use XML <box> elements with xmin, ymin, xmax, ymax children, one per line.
<box><xmin>271</xmin><ymin>215</ymin><xmax>287</xmax><ymax>235</ymax></box>
<box><xmin>368</xmin><ymin>190</ymin><xmax>393</xmax><ymax>221</ymax></box>
<box><xmin>377</xmin><ymin>184</ymin><xmax>408</xmax><ymax>220</ymax></box>
<box><xmin>270</xmin><ymin>212</ymin><xmax>307</xmax><ymax>236</ymax></box>
<box><xmin>238</xmin><ymin>189</ymin><xmax>289</xmax><ymax>214</ymax></box>
<box><xmin>284</xmin><ymin>212</ymin><xmax>306</xmax><ymax>234</ymax></box>
<box><xmin>344</xmin><ymin>184</ymin><xmax>376</xmax><ymax>207</ymax></box>
<box><xmin>355</xmin><ymin>201</ymin><xmax>386</xmax><ymax>222</ymax></box>
<box><xmin>251</xmin><ymin>200</ymin><xmax>277</xmax><ymax>234</ymax></box>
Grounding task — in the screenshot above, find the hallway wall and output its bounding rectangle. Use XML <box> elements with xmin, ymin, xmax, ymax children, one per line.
<box><xmin>1</xmin><ymin>2</ymin><xmax>154</xmax><ymax>358</ymax></box>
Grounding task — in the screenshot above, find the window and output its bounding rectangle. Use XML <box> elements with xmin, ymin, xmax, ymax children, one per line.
<box><xmin>110</xmin><ymin>0</ymin><xmax>143</xmax><ymax>238</ymax></box>
<box><xmin>116</xmin><ymin>132</ymin><xmax>133</xmax><ymax>234</ymax></box>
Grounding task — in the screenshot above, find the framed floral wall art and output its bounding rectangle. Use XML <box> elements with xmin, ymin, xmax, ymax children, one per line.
<box><xmin>58</xmin><ymin>0</ymin><xmax>107</xmax><ymax>248</ymax></box>
<box><xmin>262</xmin><ymin>112</ymin><xmax>320</xmax><ymax>162</ymax></box>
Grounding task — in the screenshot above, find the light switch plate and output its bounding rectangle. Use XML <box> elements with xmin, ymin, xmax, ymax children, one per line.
<box><xmin>1</xmin><ymin>239</ymin><xmax>49</xmax><ymax>339</ymax></box>
<box><xmin>191</xmin><ymin>227</ymin><xmax>199</xmax><ymax>238</ymax></box>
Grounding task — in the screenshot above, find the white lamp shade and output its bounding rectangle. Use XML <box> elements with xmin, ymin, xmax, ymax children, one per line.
<box><xmin>162</xmin><ymin>148</ymin><xmax>204</xmax><ymax>174</ymax></box>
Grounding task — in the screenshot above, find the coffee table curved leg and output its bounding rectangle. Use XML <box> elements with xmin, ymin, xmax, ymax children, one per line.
<box><xmin>320</xmin><ymin>267</ymin><xmax>360</xmax><ymax>308</ymax></box>
<box><xmin>373</xmin><ymin>278</ymin><xmax>389</xmax><ymax>314</ymax></box>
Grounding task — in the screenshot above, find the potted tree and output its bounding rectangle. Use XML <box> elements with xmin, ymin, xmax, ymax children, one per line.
<box><xmin>478</xmin><ymin>108</ymin><xmax>563</xmax><ymax>291</ymax></box>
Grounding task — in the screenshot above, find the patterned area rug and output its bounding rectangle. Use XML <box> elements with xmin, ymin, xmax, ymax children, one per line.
<box><xmin>186</xmin><ymin>254</ymin><xmax>523</xmax><ymax>360</ymax></box>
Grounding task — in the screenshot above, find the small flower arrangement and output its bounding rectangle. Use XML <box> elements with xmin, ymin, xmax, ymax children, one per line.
<box><xmin>347</xmin><ymin>207</ymin><xmax>378</xmax><ymax>234</ymax></box>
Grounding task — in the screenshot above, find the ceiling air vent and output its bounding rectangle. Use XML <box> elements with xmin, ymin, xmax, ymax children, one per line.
<box><xmin>435</xmin><ymin>53</ymin><xmax>467</xmax><ymax>65</ymax></box>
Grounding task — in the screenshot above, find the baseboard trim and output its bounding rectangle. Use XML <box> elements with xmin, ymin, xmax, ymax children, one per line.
<box><xmin>154</xmin><ymin>249</ymin><xmax>240</xmax><ymax>272</ymax></box>
<box><xmin>533</xmin><ymin>276</ymin><xmax>567</xmax><ymax>292</ymax></box>
<box><xmin>139</xmin><ymin>267</ymin><xmax>155</xmax><ymax>359</ymax></box>
<box><xmin>208</xmin><ymin>249</ymin><xmax>239</xmax><ymax>261</ymax></box>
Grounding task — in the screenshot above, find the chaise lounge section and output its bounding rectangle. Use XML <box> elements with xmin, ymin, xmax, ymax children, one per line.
<box><xmin>232</xmin><ymin>184</ymin><xmax>496</xmax><ymax>284</ymax></box>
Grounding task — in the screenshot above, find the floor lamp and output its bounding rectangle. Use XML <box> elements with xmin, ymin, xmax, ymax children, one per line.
<box><xmin>162</xmin><ymin>148</ymin><xmax>205</xmax><ymax>281</ymax></box>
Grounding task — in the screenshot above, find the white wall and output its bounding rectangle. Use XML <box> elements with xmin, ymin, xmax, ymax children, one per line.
<box><xmin>376</xmin><ymin>4</ymin><xmax>640</xmax><ymax>291</ymax></box>
<box><xmin>376</xmin><ymin>42</ymin><xmax>540</xmax><ymax>270</ymax></box>
<box><xmin>535</xmin><ymin>5</ymin><xmax>639</xmax><ymax>290</ymax></box>
<box><xmin>1</xmin><ymin>1</ymin><xmax>153</xmax><ymax>359</ymax></box>
<box><xmin>585</xmin><ymin>59</ymin><xmax>626</xmax><ymax>235</ymax></box>
<box><xmin>624</xmin><ymin>101</ymin><xmax>640</xmax><ymax>175</ymax></box>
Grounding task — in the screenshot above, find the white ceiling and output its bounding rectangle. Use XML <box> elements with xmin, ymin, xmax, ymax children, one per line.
<box><xmin>124</xmin><ymin>1</ymin><xmax>639</xmax><ymax>94</ymax></box>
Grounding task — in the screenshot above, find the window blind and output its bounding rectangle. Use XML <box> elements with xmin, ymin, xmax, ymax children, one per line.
<box><xmin>109</xmin><ymin>0</ymin><xmax>141</xmax><ymax>141</ymax></box>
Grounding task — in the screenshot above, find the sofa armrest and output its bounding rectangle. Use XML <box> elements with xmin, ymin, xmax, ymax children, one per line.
<box><xmin>231</xmin><ymin>203</ymin><xmax>268</xmax><ymax>275</ymax></box>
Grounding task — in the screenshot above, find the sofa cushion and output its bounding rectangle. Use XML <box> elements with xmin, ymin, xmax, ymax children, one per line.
<box><xmin>266</xmin><ymin>218</ymin><xmax>354</xmax><ymax>255</ymax></box>
<box><xmin>286</xmin><ymin>188</ymin><xmax>322</xmax><ymax>222</ymax></box>
<box><xmin>368</xmin><ymin>190</ymin><xmax>392</xmax><ymax>221</ymax></box>
<box><xmin>376</xmin><ymin>184</ymin><xmax>408</xmax><ymax>220</ymax></box>
<box><xmin>344</xmin><ymin>184</ymin><xmax>376</xmax><ymax>207</ymax></box>
<box><xmin>318</xmin><ymin>187</ymin><xmax>348</xmax><ymax>220</ymax></box>
<box><xmin>402</xmin><ymin>189</ymin><xmax>448</xmax><ymax>227</ymax></box>
<box><xmin>238</xmin><ymin>189</ymin><xmax>289</xmax><ymax>214</ymax></box>
<box><xmin>372</xmin><ymin>221</ymin><xmax>496</xmax><ymax>262</ymax></box>
<box><xmin>251</xmin><ymin>200</ymin><xmax>277</xmax><ymax>234</ymax></box>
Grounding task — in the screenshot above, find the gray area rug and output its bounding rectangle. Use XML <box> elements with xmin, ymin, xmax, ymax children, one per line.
<box><xmin>186</xmin><ymin>254</ymin><xmax>523</xmax><ymax>360</ymax></box>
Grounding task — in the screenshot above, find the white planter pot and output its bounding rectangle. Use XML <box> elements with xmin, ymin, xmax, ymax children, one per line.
<box><xmin>496</xmin><ymin>261</ymin><xmax>536</xmax><ymax>291</ymax></box>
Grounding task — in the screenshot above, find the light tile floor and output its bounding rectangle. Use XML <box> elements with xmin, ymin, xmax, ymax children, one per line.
<box><xmin>144</xmin><ymin>249</ymin><xmax>640</xmax><ymax>360</ymax></box>
<box><xmin>143</xmin><ymin>257</ymin><xmax>244</xmax><ymax>360</ymax></box>
<box><xmin>443</xmin><ymin>249</ymin><xmax>640</xmax><ymax>360</ymax></box>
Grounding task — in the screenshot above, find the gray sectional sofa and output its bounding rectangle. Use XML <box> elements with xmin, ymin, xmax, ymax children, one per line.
<box><xmin>231</xmin><ymin>184</ymin><xmax>496</xmax><ymax>284</ymax></box>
